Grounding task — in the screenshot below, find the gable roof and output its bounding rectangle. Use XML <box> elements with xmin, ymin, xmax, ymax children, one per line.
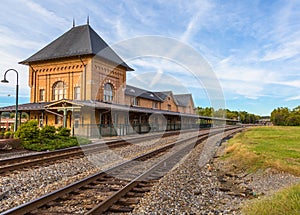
<box><xmin>155</xmin><ymin>91</ymin><xmax>173</xmax><ymax>101</ymax></box>
<box><xmin>19</xmin><ymin>24</ymin><xmax>133</xmax><ymax>71</ymax></box>
<box><xmin>173</xmin><ymin>94</ymin><xmax>194</xmax><ymax>107</ymax></box>
<box><xmin>125</xmin><ymin>85</ymin><xmax>162</xmax><ymax>102</ymax></box>
<box><xmin>44</xmin><ymin>99</ymin><xmax>84</xmax><ymax>108</ymax></box>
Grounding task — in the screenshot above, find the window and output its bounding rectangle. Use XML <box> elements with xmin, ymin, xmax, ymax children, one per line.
<box><xmin>74</xmin><ymin>86</ymin><xmax>80</xmax><ymax>100</ymax></box>
<box><xmin>52</xmin><ymin>81</ymin><xmax>66</xmax><ymax>101</ymax></box>
<box><xmin>101</xmin><ymin>113</ymin><xmax>111</xmax><ymax>125</ymax></box>
<box><xmin>74</xmin><ymin>113</ymin><xmax>80</xmax><ymax>128</ymax></box>
<box><xmin>39</xmin><ymin>89</ymin><xmax>45</xmax><ymax>101</ymax></box>
<box><xmin>152</xmin><ymin>101</ymin><xmax>158</xmax><ymax>109</ymax></box>
<box><xmin>55</xmin><ymin>115</ymin><xmax>62</xmax><ymax>125</ymax></box>
<box><xmin>39</xmin><ymin>115</ymin><xmax>43</xmax><ymax>127</ymax></box>
<box><xmin>131</xmin><ymin>97</ymin><xmax>140</xmax><ymax>106</ymax></box>
<box><xmin>168</xmin><ymin>104</ymin><xmax>171</xmax><ymax>111</ymax></box>
<box><xmin>74</xmin><ymin>119</ymin><xmax>79</xmax><ymax>128</ymax></box>
<box><xmin>103</xmin><ymin>83</ymin><xmax>113</xmax><ymax>102</ymax></box>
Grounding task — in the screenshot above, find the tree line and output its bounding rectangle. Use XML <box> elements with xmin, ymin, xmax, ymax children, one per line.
<box><xmin>271</xmin><ymin>106</ymin><xmax>300</xmax><ymax>126</ymax></box>
<box><xmin>196</xmin><ymin>107</ymin><xmax>260</xmax><ymax>124</ymax></box>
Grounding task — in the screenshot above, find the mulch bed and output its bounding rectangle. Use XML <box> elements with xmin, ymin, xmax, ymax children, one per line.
<box><xmin>0</xmin><ymin>139</ymin><xmax>22</xmax><ymax>151</ymax></box>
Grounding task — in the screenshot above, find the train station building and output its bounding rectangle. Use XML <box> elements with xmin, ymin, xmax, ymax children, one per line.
<box><xmin>0</xmin><ymin>23</ymin><xmax>223</xmax><ymax>137</ymax></box>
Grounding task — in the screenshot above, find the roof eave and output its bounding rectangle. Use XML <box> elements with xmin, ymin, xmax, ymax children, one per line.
<box><xmin>19</xmin><ymin>54</ymin><xmax>95</xmax><ymax>65</ymax></box>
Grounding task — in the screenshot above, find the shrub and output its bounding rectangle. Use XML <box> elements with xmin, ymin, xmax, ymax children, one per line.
<box><xmin>14</xmin><ymin>121</ymin><xmax>91</xmax><ymax>151</ymax></box>
<box><xmin>15</xmin><ymin>120</ymin><xmax>40</xmax><ymax>142</ymax></box>
<box><xmin>4</xmin><ymin>131</ymin><xmax>11</xmax><ymax>139</ymax></box>
<box><xmin>57</xmin><ymin>126</ymin><xmax>71</xmax><ymax>137</ymax></box>
<box><xmin>40</xmin><ymin>125</ymin><xmax>56</xmax><ymax>139</ymax></box>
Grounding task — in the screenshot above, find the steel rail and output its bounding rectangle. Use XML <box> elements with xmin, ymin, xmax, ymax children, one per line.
<box><xmin>86</xmin><ymin>128</ymin><xmax>243</xmax><ymax>214</ymax></box>
<box><xmin>1</xmin><ymin>131</ymin><xmax>210</xmax><ymax>215</ymax></box>
<box><xmin>0</xmin><ymin>128</ymin><xmax>199</xmax><ymax>173</ymax></box>
<box><xmin>2</xmin><ymin>126</ymin><xmax>242</xmax><ymax>215</ymax></box>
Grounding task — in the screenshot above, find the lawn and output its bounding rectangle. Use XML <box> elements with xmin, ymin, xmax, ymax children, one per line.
<box><xmin>225</xmin><ymin>126</ymin><xmax>300</xmax><ymax>215</ymax></box>
<box><xmin>242</xmin><ymin>183</ymin><xmax>300</xmax><ymax>215</ymax></box>
<box><xmin>225</xmin><ymin>126</ymin><xmax>300</xmax><ymax>176</ymax></box>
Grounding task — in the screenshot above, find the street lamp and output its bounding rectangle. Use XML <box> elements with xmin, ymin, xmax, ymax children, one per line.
<box><xmin>1</xmin><ymin>69</ymin><xmax>19</xmax><ymax>132</ymax></box>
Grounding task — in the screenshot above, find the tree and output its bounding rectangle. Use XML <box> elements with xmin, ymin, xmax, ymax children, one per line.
<box><xmin>196</xmin><ymin>106</ymin><xmax>260</xmax><ymax>123</ymax></box>
<box><xmin>271</xmin><ymin>107</ymin><xmax>290</xmax><ymax>125</ymax></box>
<box><xmin>196</xmin><ymin>107</ymin><xmax>214</xmax><ymax>116</ymax></box>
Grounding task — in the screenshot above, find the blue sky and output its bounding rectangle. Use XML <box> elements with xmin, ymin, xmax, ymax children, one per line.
<box><xmin>0</xmin><ymin>0</ymin><xmax>300</xmax><ymax>116</ymax></box>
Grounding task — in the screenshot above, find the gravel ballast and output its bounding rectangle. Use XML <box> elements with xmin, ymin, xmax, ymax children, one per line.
<box><xmin>0</xmin><ymin>131</ymin><xmax>199</xmax><ymax>212</ymax></box>
<box><xmin>133</xmin><ymin>131</ymin><xmax>300</xmax><ymax>214</ymax></box>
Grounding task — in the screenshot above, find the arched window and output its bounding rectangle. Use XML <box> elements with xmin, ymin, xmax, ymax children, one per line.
<box><xmin>52</xmin><ymin>81</ymin><xmax>66</xmax><ymax>101</ymax></box>
<box><xmin>103</xmin><ymin>83</ymin><xmax>113</xmax><ymax>102</ymax></box>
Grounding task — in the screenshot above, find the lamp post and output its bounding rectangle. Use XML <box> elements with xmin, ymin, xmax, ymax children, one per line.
<box><xmin>1</xmin><ymin>69</ymin><xmax>19</xmax><ymax>132</ymax></box>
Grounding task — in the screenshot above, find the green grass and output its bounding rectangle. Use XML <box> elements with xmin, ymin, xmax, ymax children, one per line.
<box><xmin>242</xmin><ymin>183</ymin><xmax>300</xmax><ymax>215</ymax></box>
<box><xmin>225</xmin><ymin>126</ymin><xmax>300</xmax><ymax>175</ymax></box>
<box><xmin>224</xmin><ymin>126</ymin><xmax>300</xmax><ymax>215</ymax></box>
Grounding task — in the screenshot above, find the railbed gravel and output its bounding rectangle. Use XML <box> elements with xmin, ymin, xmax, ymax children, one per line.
<box><xmin>133</xmin><ymin>131</ymin><xmax>300</xmax><ymax>215</ymax></box>
<box><xmin>0</xmin><ymin>130</ymin><xmax>200</xmax><ymax>212</ymax></box>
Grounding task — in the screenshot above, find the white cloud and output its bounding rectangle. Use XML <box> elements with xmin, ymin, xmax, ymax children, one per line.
<box><xmin>260</xmin><ymin>1</ymin><xmax>300</xmax><ymax>61</ymax></box>
<box><xmin>21</xmin><ymin>0</ymin><xmax>68</xmax><ymax>30</ymax></box>
<box><xmin>215</xmin><ymin>56</ymin><xmax>279</xmax><ymax>83</ymax></box>
<box><xmin>0</xmin><ymin>31</ymin><xmax>43</xmax><ymax>50</ymax></box>
<box><xmin>274</xmin><ymin>80</ymin><xmax>300</xmax><ymax>89</ymax></box>
<box><xmin>286</xmin><ymin>95</ymin><xmax>300</xmax><ymax>101</ymax></box>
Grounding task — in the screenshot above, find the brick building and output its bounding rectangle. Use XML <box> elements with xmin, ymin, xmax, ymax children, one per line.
<box><xmin>0</xmin><ymin>23</ymin><xmax>213</xmax><ymax>137</ymax></box>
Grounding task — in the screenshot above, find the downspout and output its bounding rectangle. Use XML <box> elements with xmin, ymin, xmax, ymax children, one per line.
<box><xmin>79</xmin><ymin>56</ymin><xmax>86</xmax><ymax>100</ymax></box>
<box><xmin>29</xmin><ymin>65</ymin><xmax>37</xmax><ymax>102</ymax></box>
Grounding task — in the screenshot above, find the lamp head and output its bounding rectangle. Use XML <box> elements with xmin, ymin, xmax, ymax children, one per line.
<box><xmin>1</xmin><ymin>79</ymin><xmax>9</xmax><ymax>83</ymax></box>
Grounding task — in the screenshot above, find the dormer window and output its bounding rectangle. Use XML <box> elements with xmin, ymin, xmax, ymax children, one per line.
<box><xmin>104</xmin><ymin>83</ymin><xmax>113</xmax><ymax>102</ymax></box>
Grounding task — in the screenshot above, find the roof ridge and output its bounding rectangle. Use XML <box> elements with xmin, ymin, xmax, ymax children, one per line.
<box><xmin>174</xmin><ymin>93</ymin><xmax>192</xmax><ymax>96</ymax></box>
<box><xmin>86</xmin><ymin>25</ymin><xmax>93</xmax><ymax>54</ymax></box>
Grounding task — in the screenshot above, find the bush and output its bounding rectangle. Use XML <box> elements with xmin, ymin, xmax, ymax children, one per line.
<box><xmin>4</xmin><ymin>131</ymin><xmax>11</xmax><ymax>139</ymax></box>
<box><xmin>14</xmin><ymin>120</ymin><xmax>92</xmax><ymax>151</ymax></box>
<box><xmin>22</xmin><ymin>137</ymin><xmax>80</xmax><ymax>151</ymax></box>
<box><xmin>57</xmin><ymin>126</ymin><xmax>71</xmax><ymax>137</ymax></box>
<box><xmin>15</xmin><ymin>120</ymin><xmax>39</xmax><ymax>142</ymax></box>
<box><xmin>40</xmin><ymin>125</ymin><xmax>56</xmax><ymax>139</ymax></box>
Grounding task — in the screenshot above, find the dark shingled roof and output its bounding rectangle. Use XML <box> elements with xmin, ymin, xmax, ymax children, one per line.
<box><xmin>20</xmin><ymin>24</ymin><xmax>133</xmax><ymax>71</ymax></box>
<box><xmin>173</xmin><ymin>94</ymin><xmax>194</xmax><ymax>107</ymax></box>
<box><xmin>154</xmin><ymin>91</ymin><xmax>172</xmax><ymax>101</ymax></box>
<box><xmin>125</xmin><ymin>85</ymin><xmax>162</xmax><ymax>102</ymax></box>
<box><xmin>0</xmin><ymin>102</ymin><xmax>51</xmax><ymax>112</ymax></box>
<box><xmin>0</xmin><ymin>100</ymin><xmax>237</xmax><ymax>122</ymax></box>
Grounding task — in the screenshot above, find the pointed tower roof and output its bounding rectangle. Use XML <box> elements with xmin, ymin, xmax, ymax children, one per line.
<box><xmin>20</xmin><ymin>24</ymin><xmax>133</xmax><ymax>71</ymax></box>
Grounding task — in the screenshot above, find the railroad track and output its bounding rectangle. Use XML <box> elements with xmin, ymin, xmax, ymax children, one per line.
<box><xmin>1</xmin><ymin>126</ymin><xmax>243</xmax><ymax>215</ymax></box>
<box><xmin>0</xmin><ymin>129</ymin><xmax>198</xmax><ymax>174</ymax></box>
